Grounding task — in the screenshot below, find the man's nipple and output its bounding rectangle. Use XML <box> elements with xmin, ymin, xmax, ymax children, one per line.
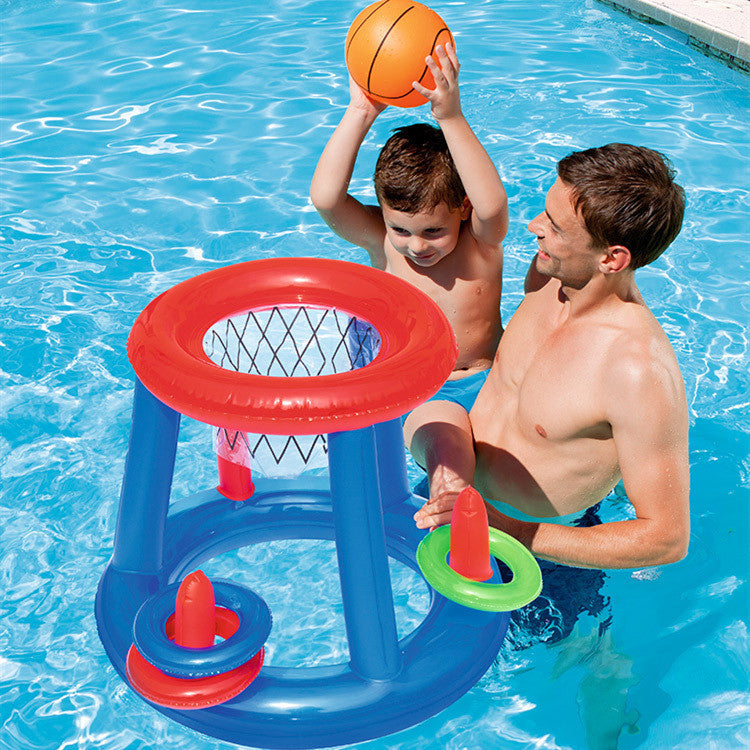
<box><xmin>535</xmin><ymin>424</ymin><xmax>548</xmax><ymax>439</ymax></box>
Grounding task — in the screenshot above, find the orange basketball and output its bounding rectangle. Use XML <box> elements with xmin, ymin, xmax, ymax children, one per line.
<box><xmin>345</xmin><ymin>0</ymin><xmax>455</xmax><ymax>108</ymax></box>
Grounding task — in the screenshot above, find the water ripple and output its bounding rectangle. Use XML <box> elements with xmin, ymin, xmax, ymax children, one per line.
<box><xmin>1</xmin><ymin>1</ymin><xmax>748</xmax><ymax>749</ymax></box>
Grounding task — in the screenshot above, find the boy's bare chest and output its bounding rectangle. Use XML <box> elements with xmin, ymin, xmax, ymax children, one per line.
<box><xmin>384</xmin><ymin>245</ymin><xmax>502</xmax><ymax>320</ymax></box>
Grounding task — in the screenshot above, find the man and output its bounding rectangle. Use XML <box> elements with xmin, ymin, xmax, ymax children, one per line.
<box><xmin>408</xmin><ymin>143</ymin><xmax>690</xmax><ymax>569</ymax></box>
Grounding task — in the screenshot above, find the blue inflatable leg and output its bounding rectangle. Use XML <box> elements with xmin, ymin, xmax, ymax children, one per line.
<box><xmin>112</xmin><ymin>378</ymin><xmax>180</xmax><ymax>575</ymax></box>
<box><xmin>374</xmin><ymin>418</ymin><xmax>410</xmax><ymax>509</ymax></box>
<box><xmin>327</xmin><ymin>427</ymin><xmax>401</xmax><ymax>681</ymax></box>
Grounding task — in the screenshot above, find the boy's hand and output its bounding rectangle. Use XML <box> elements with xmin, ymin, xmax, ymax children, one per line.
<box><xmin>348</xmin><ymin>75</ymin><xmax>388</xmax><ymax>117</ymax></box>
<box><xmin>412</xmin><ymin>42</ymin><xmax>461</xmax><ymax>121</ymax></box>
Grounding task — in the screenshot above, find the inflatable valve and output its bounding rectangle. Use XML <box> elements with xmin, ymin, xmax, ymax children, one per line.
<box><xmin>448</xmin><ymin>487</ymin><xmax>493</xmax><ymax>582</ymax></box>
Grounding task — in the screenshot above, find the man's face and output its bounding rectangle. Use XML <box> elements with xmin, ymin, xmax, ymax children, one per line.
<box><xmin>382</xmin><ymin>200</ymin><xmax>468</xmax><ymax>268</ymax></box>
<box><xmin>527</xmin><ymin>178</ymin><xmax>602</xmax><ymax>289</ymax></box>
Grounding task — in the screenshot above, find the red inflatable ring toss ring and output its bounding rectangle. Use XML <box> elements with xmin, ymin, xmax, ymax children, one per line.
<box><xmin>126</xmin><ymin>258</ymin><xmax>458</xmax><ymax>434</ymax></box>
<box><xmin>125</xmin><ymin>577</ymin><xmax>268</xmax><ymax>709</ymax></box>
<box><xmin>416</xmin><ymin>525</ymin><xmax>543</xmax><ymax>612</ymax></box>
<box><xmin>126</xmin><ymin>643</ymin><xmax>263</xmax><ymax>710</ymax></box>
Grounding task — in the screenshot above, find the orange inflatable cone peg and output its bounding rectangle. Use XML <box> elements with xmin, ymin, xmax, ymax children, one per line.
<box><xmin>448</xmin><ymin>487</ymin><xmax>493</xmax><ymax>581</ymax></box>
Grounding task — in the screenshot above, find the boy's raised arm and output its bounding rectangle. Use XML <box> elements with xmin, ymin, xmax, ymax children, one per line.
<box><xmin>310</xmin><ymin>79</ymin><xmax>388</xmax><ymax>266</ymax></box>
<box><xmin>412</xmin><ymin>44</ymin><xmax>509</xmax><ymax>248</ymax></box>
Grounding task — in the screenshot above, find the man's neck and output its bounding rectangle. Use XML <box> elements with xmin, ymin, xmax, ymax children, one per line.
<box><xmin>559</xmin><ymin>270</ymin><xmax>639</xmax><ymax>319</ymax></box>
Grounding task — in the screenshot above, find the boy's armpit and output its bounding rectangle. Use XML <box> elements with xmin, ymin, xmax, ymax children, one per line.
<box><xmin>322</xmin><ymin>198</ymin><xmax>386</xmax><ymax>262</ymax></box>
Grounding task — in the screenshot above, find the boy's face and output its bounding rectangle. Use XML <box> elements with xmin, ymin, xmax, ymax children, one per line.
<box><xmin>381</xmin><ymin>199</ymin><xmax>469</xmax><ymax>268</ymax></box>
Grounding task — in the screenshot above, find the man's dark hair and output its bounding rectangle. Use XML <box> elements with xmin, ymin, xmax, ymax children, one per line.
<box><xmin>557</xmin><ymin>143</ymin><xmax>685</xmax><ymax>269</ymax></box>
<box><xmin>374</xmin><ymin>124</ymin><xmax>466</xmax><ymax>213</ymax></box>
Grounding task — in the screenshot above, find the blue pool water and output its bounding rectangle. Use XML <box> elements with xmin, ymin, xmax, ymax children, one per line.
<box><xmin>1</xmin><ymin>0</ymin><xmax>748</xmax><ymax>748</ymax></box>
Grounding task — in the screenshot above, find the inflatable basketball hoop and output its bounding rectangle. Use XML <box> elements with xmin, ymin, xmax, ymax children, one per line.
<box><xmin>95</xmin><ymin>257</ymin><xmax>512</xmax><ymax>748</ymax></box>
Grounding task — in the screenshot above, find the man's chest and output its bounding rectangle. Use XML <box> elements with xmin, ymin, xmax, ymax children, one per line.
<box><xmin>496</xmin><ymin>303</ymin><xmax>611</xmax><ymax>442</ymax></box>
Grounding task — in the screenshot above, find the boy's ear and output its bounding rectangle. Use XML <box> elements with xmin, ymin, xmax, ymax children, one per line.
<box><xmin>460</xmin><ymin>196</ymin><xmax>472</xmax><ymax>220</ymax></box>
<box><xmin>599</xmin><ymin>244</ymin><xmax>631</xmax><ymax>273</ymax></box>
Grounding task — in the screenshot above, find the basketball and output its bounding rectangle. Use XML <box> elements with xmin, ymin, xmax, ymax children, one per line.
<box><xmin>345</xmin><ymin>0</ymin><xmax>455</xmax><ymax>108</ymax></box>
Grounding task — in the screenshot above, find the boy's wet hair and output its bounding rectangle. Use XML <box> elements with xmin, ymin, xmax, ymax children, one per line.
<box><xmin>374</xmin><ymin>124</ymin><xmax>466</xmax><ymax>213</ymax></box>
<box><xmin>557</xmin><ymin>143</ymin><xmax>685</xmax><ymax>269</ymax></box>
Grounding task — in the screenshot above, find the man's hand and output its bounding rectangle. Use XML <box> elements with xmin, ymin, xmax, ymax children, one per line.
<box><xmin>405</xmin><ymin>401</ymin><xmax>477</xmax><ymax>531</ymax></box>
<box><xmin>411</xmin><ymin>43</ymin><xmax>462</xmax><ymax>122</ymax></box>
<box><xmin>413</xmin><ymin>486</ymin><xmax>466</xmax><ymax>530</ymax></box>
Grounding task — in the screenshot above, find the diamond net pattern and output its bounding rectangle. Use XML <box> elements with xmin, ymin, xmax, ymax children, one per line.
<box><xmin>205</xmin><ymin>306</ymin><xmax>381</xmax><ymax>474</ymax></box>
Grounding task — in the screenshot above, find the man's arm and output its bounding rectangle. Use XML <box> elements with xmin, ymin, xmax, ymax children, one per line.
<box><xmin>310</xmin><ymin>78</ymin><xmax>388</xmax><ymax>266</ymax></box>
<box><xmin>412</xmin><ymin>44</ymin><xmax>509</xmax><ymax>248</ymax></box>
<box><xmin>407</xmin><ymin>401</ymin><xmax>476</xmax><ymax>529</ymax></box>
<box><xmin>413</xmin><ymin>349</ymin><xmax>690</xmax><ymax>569</ymax></box>
<box><xmin>488</xmin><ymin>351</ymin><xmax>690</xmax><ymax>569</ymax></box>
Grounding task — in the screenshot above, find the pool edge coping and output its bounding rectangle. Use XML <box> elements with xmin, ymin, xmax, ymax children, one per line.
<box><xmin>596</xmin><ymin>0</ymin><xmax>750</xmax><ymax>74</ymax></box>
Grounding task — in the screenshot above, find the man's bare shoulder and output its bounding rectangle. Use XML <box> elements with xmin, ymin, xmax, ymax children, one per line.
<box><xmin>601</xmin><ymin>304</ymin><xmax>686</xmax><ymax>412</ymax></box>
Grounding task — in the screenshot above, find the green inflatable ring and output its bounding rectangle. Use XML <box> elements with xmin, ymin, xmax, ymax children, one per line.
<box><xmin>416</xmin><ymin>525</ymin><xmax>543</xmax><ymax>612</ymax></box>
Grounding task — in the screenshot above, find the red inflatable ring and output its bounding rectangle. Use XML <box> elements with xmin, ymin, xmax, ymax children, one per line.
<box><xmin>127</xmin><ymin>258</ymin><xmax>458</xmax><ymax>434</ymax></box>
<box><xmin>126</xmin><ymin>646</ymin><xmax>264</xmax><ymax>711</ymax></box>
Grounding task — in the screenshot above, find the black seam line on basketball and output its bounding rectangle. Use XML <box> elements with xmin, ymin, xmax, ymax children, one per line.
<box><xmin>346</xmin><ymin>0</ymin><xmax>393</xmax><ymax>57</ymax></box>
<box><xmin>416</xmin><ymin>27</ymin><xmax>451</xmax><ymax>84</ymax></box>
<box><xmin>370</xmin><ymin>26</ymin><xmax>451</xmax><ymax>100</ymax></box>
<box><xmin>367</xmin><ymin>5</ymin><xmax>415</xmax><ymax>94</ymax></box>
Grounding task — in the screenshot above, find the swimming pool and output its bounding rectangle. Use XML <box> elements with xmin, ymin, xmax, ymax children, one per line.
<box><xmin>1</xmin><ymin>0</ymin><xmax>748</xmax><ymax>748</ymax></box>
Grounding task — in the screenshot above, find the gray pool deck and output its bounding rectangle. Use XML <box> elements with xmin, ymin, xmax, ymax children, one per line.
<box><xmin>597</xmin><ymin>0</ymin><xmax>750</xmax><ymax>71</ymax></box>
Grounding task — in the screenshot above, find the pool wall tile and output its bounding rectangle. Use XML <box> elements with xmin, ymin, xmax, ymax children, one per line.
<box><xmin>667</xmin><ymin>12</ymin><xmax>697</xmax><ymax>37</ymax></box>
<box><xmin>647</xmin><ymin>4</ymin><xmax>672</xmax><ymax>25</ymax></box>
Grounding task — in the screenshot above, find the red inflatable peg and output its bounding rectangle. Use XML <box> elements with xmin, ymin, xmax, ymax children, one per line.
<box><xmin>174</xmin><ymin>570</ymin><xmax>216</xmax><ymax>648</ymax></box>
<box><xmin>217</xmin><ymin>455</ymin><xmax>255</xmax><ymax>502</ymax></box>
<box><xmin>216</xmin><ymin>428</ymin><xmax>254</xmax><ymax>502</ymax></box>
<box><xmin>448</xmin><ymin>487</ymin><xmax>493</xmax><ymax>581</ymax></box>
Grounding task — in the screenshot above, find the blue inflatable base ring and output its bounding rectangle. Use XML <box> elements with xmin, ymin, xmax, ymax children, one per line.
<box><xmin>96</xmin><ymin>479</ymin><xmax>509</xmax><ymax>749</ymax></box>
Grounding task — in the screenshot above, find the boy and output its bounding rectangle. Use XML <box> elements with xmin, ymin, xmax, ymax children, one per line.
<box><xmin>310</xmin><ymin>44</ymin><xmax>509</xmax><ymax>451</ymax></box>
